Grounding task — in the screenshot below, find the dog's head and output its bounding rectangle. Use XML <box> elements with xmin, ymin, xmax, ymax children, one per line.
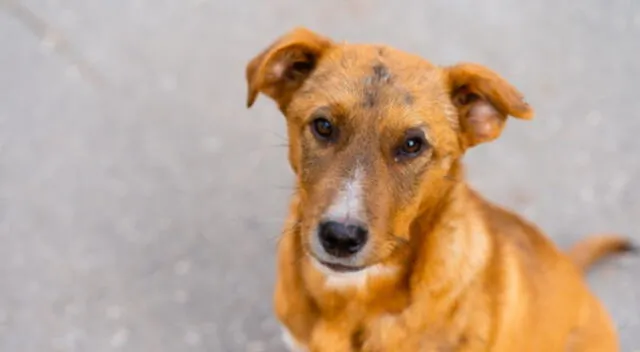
<box><xmin>246</xmin><ymin>28</ymin><xmax>533</xmax><ymax>273</ymax></box>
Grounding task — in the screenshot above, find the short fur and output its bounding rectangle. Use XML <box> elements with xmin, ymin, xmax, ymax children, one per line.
<box><xmin>245</xmin><ymin>27</ymin><xmax>631</xmax><ymax>352</ymax></box>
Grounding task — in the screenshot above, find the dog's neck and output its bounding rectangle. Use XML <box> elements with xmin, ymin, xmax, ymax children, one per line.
<box><xmin>407</xmin><ymin>163</ymin><xmax>492</xmax><ymax>298</ymax></box>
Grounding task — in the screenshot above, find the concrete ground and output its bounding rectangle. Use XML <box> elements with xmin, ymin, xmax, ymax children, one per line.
<box><xmin>1</xmin><ymin>0</ymin><xmax>639</xmax><ymax>351</ymax></box>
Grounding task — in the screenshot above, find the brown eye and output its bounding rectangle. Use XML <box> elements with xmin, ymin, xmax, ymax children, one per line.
<box><xmin>401</xmin><ymin>137</ymin><xmax>424</xmax><ymax>156</ymax></box>
<box><xmin>395</xmin><ymin>130</ymin><xmax>428</xmax><ymax>161</ymax></box>
<box><xmin>311</xmin><ymin>118</ymin><xmax>334</xmax><ymax>140</ymax></box>
<box><xmin>402</xmin><ymin>137</ymin><xmax>423</xmax><ymax>154</ymax></box>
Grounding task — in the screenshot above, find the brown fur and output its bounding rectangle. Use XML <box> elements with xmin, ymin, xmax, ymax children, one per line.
<box><xmin>246</xmin><ymin>27</ymin><xmax>631</xmax><ymax>352</ymax></box>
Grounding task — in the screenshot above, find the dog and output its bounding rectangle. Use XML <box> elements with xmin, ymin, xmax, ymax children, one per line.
<box><xmin>245</xmin><ymin>27</ymin><xmax>632</xmax><ymax>351</ymax></box>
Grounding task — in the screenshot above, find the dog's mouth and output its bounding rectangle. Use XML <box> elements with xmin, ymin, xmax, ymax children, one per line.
<box><xmin>316</xmin><ymin>259</ymin><xmax>365</xmax><ymax>273</ymax></box>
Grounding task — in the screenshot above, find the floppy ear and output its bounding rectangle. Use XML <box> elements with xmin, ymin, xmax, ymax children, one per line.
<box><xmin>245</xmin><ymin>27</ymin><xmax>333</xmax><ymax>108</ymax></box>
<box><xmin>445</xmin><ymin>63</ymin><xmax>534</xmax><ymax>148</ymax></box>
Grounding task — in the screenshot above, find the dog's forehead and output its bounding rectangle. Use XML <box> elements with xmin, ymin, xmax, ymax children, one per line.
<box><xmin>303</xmin><ymin>44</ymin><xmax>445</xmax><ymax>111</ymax></box>
<box><xmin>320</xmin><ymin>44</ymin><xmax>437</xmax><ymax>82</ymax></box>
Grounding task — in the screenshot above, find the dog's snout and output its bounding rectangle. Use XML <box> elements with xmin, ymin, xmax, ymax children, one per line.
<box><xmin>318</xmin><ymin>221</ymin><xmax>368</xmax><ymax>257</ymax></box>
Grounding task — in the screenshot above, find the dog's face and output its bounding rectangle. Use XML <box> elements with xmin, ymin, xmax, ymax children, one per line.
<box><xmin>247</xmin><ymin>28</ymin><xmax>533</xmax><ymax>273</ymax></box>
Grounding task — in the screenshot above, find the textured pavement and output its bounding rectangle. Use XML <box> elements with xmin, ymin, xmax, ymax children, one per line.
<box><xmin>1</xmin><ymin>0</ymin><xmax>639</xmax><ymax>351</ymax></box>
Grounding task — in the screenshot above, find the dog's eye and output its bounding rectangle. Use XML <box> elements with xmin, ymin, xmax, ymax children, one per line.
<box><xmin>311</xmin><ymin>118</ymin><xmax>335</xmax><ymax>140</ymax></box>
<box><xmin>402</xmin><ymin>137</ymin><xmax>423</xmax><ymax>154</ymax></box>
<box><xmin>396</xmin><ymin>133</ymin><xmax>427</xmax><ymax>161</ymax></box>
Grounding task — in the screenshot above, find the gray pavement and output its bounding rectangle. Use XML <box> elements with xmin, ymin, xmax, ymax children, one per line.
<box><xmin>1</xmin><ymin>0</ymin><xmax>639</xmax><ymax>351</ymax></box>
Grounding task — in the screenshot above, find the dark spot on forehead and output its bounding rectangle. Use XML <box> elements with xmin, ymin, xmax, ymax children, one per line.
<box><xmin>404</xmin><ymin>92</ymin><xmax>414</xmax><ymax>105</ymax></box>
<box><xmin>363</xmin><ymin>89</ymin><xmax>378</xmax><ymax>108</ymax></box>
<box><xmin>361</xmin><ymin>63</ymin><xmax>392</xmax><ymax>108</ymax></box>
<box><xmin>372</xmin><ymin>64</ymin><xmax>392</xmax><ymax>83</ymax></box>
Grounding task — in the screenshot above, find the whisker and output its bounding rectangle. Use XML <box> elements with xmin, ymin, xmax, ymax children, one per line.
<box><xmin>269</xmin><ymin>184</ymin><xmax>297</xmax><ymax>191</ymax></box>
<box><xmin>266</xmin><ymin>220</ymin><xmax>302</xmax><ymax>245</ymax></box>
<box><xmin>238</xmin><ymin>143</ymin><xmax>289</xmax><ymax>154</ymax></box>
<box><xmin>228</xmin><ymin>215</ymin><xmax>286</xmax><ymax>224</ymax></box>
<box><xmin>283</xmin><ymin>220</ymin><xmax>302</xmax><ymax>233</ymax></box>
<box><xmin>270</xmin><ymin>143</ymin><xmax>290</xmax><ymax>148</ymax></box>
<box><xmin>253</xmin><ymin>127</ymin><xmax>289</xmax><ymax>143</ymax></box>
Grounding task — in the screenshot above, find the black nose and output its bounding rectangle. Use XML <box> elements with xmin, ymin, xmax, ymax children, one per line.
<box><xmin>318</xmin><ymin>221</ymin><xmax>368</xmax><ymax>257</ymax></box>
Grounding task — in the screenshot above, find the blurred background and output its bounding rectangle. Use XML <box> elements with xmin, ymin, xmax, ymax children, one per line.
<box><xmin>1</xmin><ymin>0</ymin><xmax>639</xmax><ymax>351</ymax></box>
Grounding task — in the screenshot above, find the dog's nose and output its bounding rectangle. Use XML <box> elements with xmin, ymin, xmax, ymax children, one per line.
<box><xmin>318</xmin><ymin>221</ymin><xmax>368</xmax><ymax>257</ymax></box>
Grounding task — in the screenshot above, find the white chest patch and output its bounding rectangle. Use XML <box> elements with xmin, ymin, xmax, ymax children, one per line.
<box><xmin>281</xmin><ymin>326</ymin><xmax>308</xmax><ymax>352</ymax></box>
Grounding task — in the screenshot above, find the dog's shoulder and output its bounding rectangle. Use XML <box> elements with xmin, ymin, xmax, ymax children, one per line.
<box><xmin>468</xmin><ymin>188</ymin><xmax>560</xmax><ymax>266</ymax></box>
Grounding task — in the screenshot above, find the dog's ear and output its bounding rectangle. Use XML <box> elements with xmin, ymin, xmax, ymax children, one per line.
<box><xmin>246</xmin><ymin>27</ymin><xmax>333</xmax><ymax>108</ymax></box>
<box><xmin>445</xmin><ymin>63</ymin><xmax>534</xmax><ymax>147</ymax></box>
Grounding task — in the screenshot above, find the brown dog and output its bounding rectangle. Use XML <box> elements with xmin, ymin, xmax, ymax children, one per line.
<box><xmin>246</xmin><ymin>27</ymin><xmax>632</xmax><ymax>352</ymax></box>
